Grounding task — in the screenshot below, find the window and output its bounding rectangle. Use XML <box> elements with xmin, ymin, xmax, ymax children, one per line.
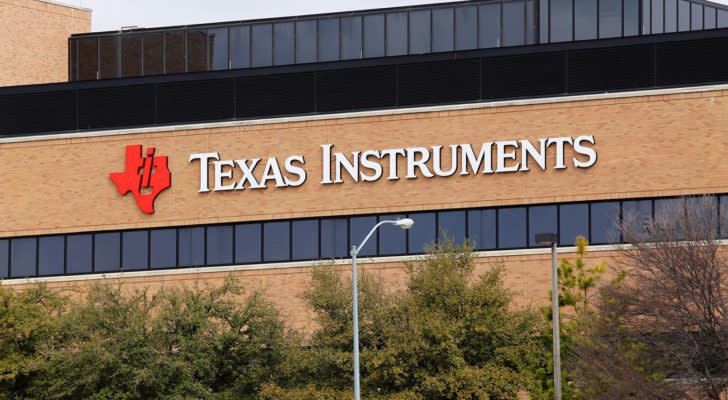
<box><xmin>432</xmin><ymin>8</ymin><xmax>455</xmax><ymax>52</ymax></box>
<box><xmin>560</xmin><ymin>204</ymin><xmax>589</xmax><ymax>246</ymax></box>
<box><xmin>318</xmin><ymin>18</ymin><xmax>340</xmax><ymax>62</ymax></box>
<box><xmin>99</xmin><ymin>36</ymin><xmax>117</xmax><ymax>79</ymax></box>
<box><xmin>207</xmin><ymin>226</ymin><xmax>233</xmax><ymax>266</ymax></box>
<box><xmin>178</xmin><ymin>227</ymin><xmax>204</xmax><ymax>267</ymax></box>
<box><xmin>164</xmin><ymin>30</ymin><xmax>186</xmax><ymax>74</ymax></box>
<box><xmin>10</xmin><ymin>238</ymin><xmax>36</xmax><ymax>278</ymax></box>
<box><xmin>455</xmin><ymin>6</ymin><xmax>478</xmax><ymax>50</ymax></box>
<box><xmin>230</xmin><ymin>26</ymin><xmax>251</xmax><ymax>68</ymax></box>
<box><xmin>643</xmin><ymin>0</ymin><xmax>652</xmax><ymax>33</ymax></box>
<box><xmin>143</xmin><ymin>33</ymin><xmax>163</xmax><ymax>76</ymax></box>
<box><xmin>38</xmin><ymin>236</ymin><xmax>64</xmax><ymax>276</ymax></box>
<box><xmin>529</xmin><ymin>205</ymin><xmax>557</xmax><ymax>247</ymax></box>
<box><xmin>499</xmin><ymin>207</ymin><xmax>527</xmax><ymax>248</ymax></box>
<box><xmin>678</xmin><ymin>0</ymin><xmax>691</xmax><ymax>31</ymax></box>
<box><xmin>264</xmin><ymin>222</ymin><xmax>290</xmax><ymax>262</ymax></box>
<box><xmin>67</xmin><ymin>234</ymin><xmax>92</xmax><ymax>274</ymax></box>
<box><xmin>94</xmin><ymin>232</ymin><xmax>120</xmax><ymax>272</ymax></box>
<box><xmin>120</xmin><ymin>34</ymin><xmax>142</xmax><ymax>77</ymax></box>
<box><xmin>526</xmin><ymin>0</ymin><xmax>537</xmax><ymax>44</ymax></box>
<box><xmin>364</xmin><ymin>14</ymin><xmax>385</xmax><ymax>58</ymax></box>
<box><xmin>652</xmin><ymin>0</ymin><xmax>665</xmax><ymax>33</ymax></box>
<box><xmin>599</xmin><ymin>0</ymin><xmax>622</xmax><ymax>38</ymax></box>
<box><xmin>274</xmin><ymin>22</ymin><xmax>295</xmax><ymax>65</ymax></box>
<box><xmin>503</xmin><ymin>0</ymin><xmax>525</xmax><ymax>46</ymax></box>
<box><xmin>292</xmin><ymin>220</ymin><xmax>318</xmax><ymax>260</ymax></box>
<box><xmin>623</xmin><ymin>0</ymin><xmax>641</xmax><ymax>36</ymax></box>
<box><xmin>539</xmin><ymin>0</ymin><xmax>549</xmax><ymax>43</ymax></box>
<box><xmin>438</xmin><ymin>211</ymin><xmax>466</xmax><ymax>244</ymax></box>
<box><xmin>550</xmin><ymin>0</ymin><xmax>573</xmax><ymax>42</ymax></box>
<box><xmin>720</xmin><ymin>10</ymin><xmax>728</xmax><ymax>28</ymax></box>
<box><xmin>0</xmin><ymin>240</ymin><xmax>7</xmax><ymax>278</ymax></box>
<box><xmin>208</xmin><ymin>28</ymin><xmax>229</xmax><ymax>70</ymax></box>
<box><xmin>409</xmin><ymin>212</ymin><xmax>436</xmax><ymax>253</ymax></box>
<box><xmin>70</xmin><ymin>40</ymin><xmax>78</xmax><ymax>81</ymax></box>
<box><xmin>467</xmin><ymin>209</ymin><xmax>496</xmax><ymax>250</ymax></box>
<box><xmin>77</xmin><ymin>37</ymin><xmax>98</xmax><ymax>80</ymax></box>
<box><xmin>665</xmin><ymin>0</ymin><xmax>678</xmax><ymax>32</ymax></box>
<box><xmin>409</xmin><ymin>10</ymin><xmax>431</xmax><ymax>54</ymax></box>
<box><xmin>386</xmin><ymin>12</ymin><xmax>408</xmax><ymax>56</ymax></box>
<box><xmin>150</xmin><ymin>229</ymin><xmax>176</xmax><ymax>268</ymax></box>
<box><xmin>575</xmin><ymin>0</ymin><xmax>598</xmax><ymax>40</ymax></box>
<box><xmin>252</xmin><ymin>24</ymin><xmax>273</xmax><ymax>67</ymax></box>
<box><xmin>691</xmin><ymin>3</ymin><xmax>704</xmax><ymax>30</ymax></box>
<box><xmin>321</xmin><ymin>218</ymin><xmax>348</xmax><ymax>258</ymax></box>
<box><xmin>236</xmin><ymin>223</ymin><xmax>262</xmax><ymax>263</ymax></box>
<box><xmin>122</xmin><ymin>231</ymin><xmax>148</xmax><ymax>270</ymax></box>
<box><xmin>379</xmin><ymin>214</ymin><xmax>407</xmax><ymax>255</ymax></box>
<box><xmin>480</xmin><ymin>3</ymin><xmax>501</xmax><ymax>48</ymax></box>
<box><xmin>705</xmin><ymin>7</ymin><xmax>717</xmax><ymax>29</ymax></box>
<box><xmin>350</xmin><ymin>216</ymin><xmax>377</xmax><ymax>256</ymax></box>
<box><xmin>622</xmin><ymin>200</ymin><xmax>652</xmax><ymax>239</ymax></box>
<box><xmin>591</xmin><ymin>202</ymin><xmax>620</xmax><ymax>244</ymax></box>
<box><xmin>341</xmin><ymin>16</ymin><xmax>362</xmax><ymax>60</ymax></box>
<box><xmin>296</xmin><ymin>21</ymin><xmax>317</xmax><ymax>63</ymax></box>
<box><xmin>721</xmin><ymin>195</ymin><xmax>728</xmax><ymax>238</ymax></box>
<box><xmin>187</xmin><ymin>29</ymin><xmax>207</xmax><ymax>72</ymax></box>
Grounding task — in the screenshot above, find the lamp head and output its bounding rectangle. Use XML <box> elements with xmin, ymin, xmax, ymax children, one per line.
<box><xmin>394</xmin><ymin>218</ymin><xmax>414</xmax><ymax>230</ymax></box>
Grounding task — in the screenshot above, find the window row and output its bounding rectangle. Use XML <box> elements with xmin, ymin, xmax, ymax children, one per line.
<box><xmin>3</xmin><ymin>195</ymin><xmax>727</xmax><ymax>279</ymax></box>
<box><xmin>641</xmin><ymin>0</ymin><xmax>728</xmax><ymax>34</ymax></box>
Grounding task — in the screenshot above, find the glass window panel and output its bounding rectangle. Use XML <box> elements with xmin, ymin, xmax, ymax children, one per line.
<box><xmin>654</xmin><ymin>198</ymin><xmax>686</xmax><ymax>239</ymax></box>
<box><xmin>98</xmin><ymin>36</ymin><xmax>117</xmax><ymax>79</ymax></box>
<box><xmin>94</xmin><ymin>232</ymin><xmax>120</xmax><ymax>272</ymax></box>
<box><xmin>678</xmin><ymin>0</ymin><xmax>691</xmax><ymax>31</ymax></box>
<box><xmin>526</xmin><ymin>0</ymin><xmax>537</xmax><ymax>44</ymax></box>
<box><xmin>0</xmin><ymin>240</ymin><xmax>7</xmax><ymax>278</ymax></box>
<box><xmin>318</xmin><ymin>18</ymin><xmax>340</xmax><ymax>62</ymax></box>
<box><xmin>264</xmin><ymin>222</ymin><xmax>290</xmax><ymax>262</ymax></box>
<box><xmin>432</xmin><ymin>8</ymin><xmax>455</xmax><ymax>52</ymax></box>
<box><xmin>408</xmin><ymin>212</ymin><xmax>436</xmax><ymax>253</ymax></box>
<box><xmin>622</xmin><ymin>200</ymin><xmax>653</xmax><ymax>239</ymax></box>
<box><xmin>665</xmin><ymin>0</ymin><xmax>678</xmax><ymax>32</ymax></box>
<box><xmin>321</xmin><ymin>218</ymin><xmax>347</xmax><ymax>259</ymax></box>
<box><xmin>10</xmin><ymin>238</ymin><xmax>36</xmax><ymax>278</ymax></box>
<box><xmin>77</xmin><ymin>37</ymin><xmax>98</xmax><ymax>80</ymax></box>
<box><xmin>142</xmin><ymin>33</ymin><xmax>163</xmax><ymax>76</ymax></box>
<box><xmin>540</xmin><ymin>0</ymin><xmax>549</xmax><ymax>43</ymax></box>
<box><xmin>350</xmin><ymin>216</ymin><xmax>377</xmax><ymax>256</ymax></box>
<box><xmin>296</xmin><ymin>21</ymin><xmax>317</xmax><ymax>63</ymax></box>
<box><xmin>687</xmin><ymin>197</ymin><xmax>718</xmax><ymax>236</ymax></box>
<box><xmin>560</xmin><ymin>204</ymin><xmax>589</xmax><ymax>246</ymax></box>
<box><xmin>499</xmin><ymin>207</ymin><xmax>527</xmax><ymax>249</ymax></box>
<box><xmin>529</xmin><ymin>205</ymin><xmax>557</xmax><ymax>247</ymax></box>
<box><xmin>187</xmin><ymin>29</ymin><xmax>207</xmax><ymax>72</ymax></box>
<box><xmin>652</xmin><ymin>0</ymin><xmax>665</xmax><ymax>33</ymax></box>
<box><xmin>274</xmin><ymin>22</ymin><xmax>295</xmax><ymax>65</ymax></box>
<box><xmin>643</xmin><ymin>0</ymin><xmax>652</xmax><ymax>33</ymax></box>
<box><xmin>67</xmin><ymin>234</ymin><xmax>92</xmax><ymax>274</ymax></box>
<box><xmin>575</xmin><ymin>0</ymin><xmax>598</xmax><ymax>40</ymax></box>
<box><xmin>503</xmin><ymin>1</ymin><xmax>526</xmax><ymax>46</ymax></box>
<box><xmin>720</xmin><ymin>196</ymin><xmax>728</xmax><ymax>238</ymax></box>
<box><xmin>720</xmin><ymin>10</ymin><xmax>728</xmax><ymax>28</ymax></box>
<box><xmin>438</xmin><ymin>211</ymin><xmax>466</xmax><ymax>245</ymax></box>
<box><xmin>705</xmin><ymin>7</ymin><xmax>717</xmax><ymax>29</ymax></box>
<box><xmin>386</xmin><ymin>12</ymin><xmax>408</xmax><ymax>56</ymax></box>
<box><xmin>480</xmin><ymin>3</ymin><xmax>501</xmax><ymax>48</ymax></box>
<box><xmin>150</xmin><ymin>229</ymin><xmax>176</xmax><ymax>269</ymax></box>
<box><xmin>691</xmin><ymin>3</ymin><xmax>704</xmax><ymax>30</ymax></box>
<box><xmin>207</xmin><ymin>226</ymin><xmax>233</xmax><ymax>266</ymax></box>
<box><xmin>292</xmin><ymin>220</ymin><xmax>318</xmax><ymax>260</ymax></box>
<box><xmin>341</xmin><ymin>16</ymin><xmax>362</xmax><ymax>60</ymax></box>
<box><xmin>235</xmin><ymin>223</ymin><xmax>262</xmax><ymax>264</ymax></box>
<box><xmin>38</xmin><ymin>236</ymin><xmax>64</xmax><ymax>276</ymax></box>
<box><xmin>364</xmin><ymin>14</ymin><xmax>385</xmax><ymax>58</ymax></box>
<box><xmin>379</xmin><ymin>214</ymin><xmax>407</xmax><ymax>256</ymax></box>
<box><xmin>70</xmin><ymin>39</ymin><xmax>78</xmax><ymax>81</ymax></box>
<box><xmin>591</xmin><ymin>202</ymin><xmax>620</xmax><ymax>244</ymax></box>
<box><xmin>467</xmin><ymin>210</ymin><xmax>496</xmax><ymax>250</ymax></box>
<box><xmin>179</xmin><ymin>227</ymin><xmax>204</xmax><ymax>267</ymax></box>
<box><xmin>550</xmin><ymin>0</ymin><xmax>573</xmax><ymax>42</ymax></box>
<box><xmin>409</xmin><ymin>10</ymin><xmax>432</xmax><ymax>54</ymax></box>
<box><xmin>122</xmin><ymin>231</ymin><xmax>148</xmax><ymax>271</ymax></box>
<box><xmin>120</xmin><ymin>34</ymin><xmax>141</xmax><ymax>77</ymax></box>
<box><xmin>455</xmin><ymin>6</ymin><xmax>478</xmax><ymax>50</ymax></box>
<box><xmin>164</xmin><ymin>30</ymin><xmax>186</xmax><ymax>74</ymax></box>
<box><xmin>208</xmin><ymin>28</ymin><xmax>229</xmax><ymax>70</ymax></box>
<box><xmin>230</xmin><ymin>25</ymin><xmax>251</xmax><ymax>68</ymax></box>
<box><xmin>252</xmin><ymin>24</ymin><xmax>273</xmax><ymax>67</ymax></box>
<box><xmin>624</xmin><ymin>0</ymin><xmax>641</xmax><ymax>36</ymax></box>
<box><xmin>599</xmin><ymin>0</ymin><xmax>622</xmax><ymax>38</ymax></box>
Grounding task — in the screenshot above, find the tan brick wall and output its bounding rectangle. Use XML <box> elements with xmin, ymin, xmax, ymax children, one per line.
<box><xmin>0</xmin><ymin>0</ymin><xmax>91</xmax><ymax>87</ymax></box>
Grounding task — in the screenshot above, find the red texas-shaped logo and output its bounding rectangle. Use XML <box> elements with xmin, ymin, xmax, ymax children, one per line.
<box><xmin>110</xmin><ymin>145</ymin><xmax>171</xmax><ymax>214</ymax></box>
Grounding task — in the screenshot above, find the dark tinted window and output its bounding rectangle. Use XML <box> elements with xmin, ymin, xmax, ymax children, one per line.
<box><xmin>560</xmin><ymin>204</ymin><xmax>589</xmax><ymax>246</ymax></box>
<box><xmin>622</xmin><ymin>200</ymin><xmax>652</xmax><ymax>239</ymax></box>
<box><xmin>0</xmin><ymin>240</ymin><xmax>7</xmax><ymax>278</ymax></box>
<box><xmin>643</xmin><ymin>0</ymin><xmax>651</xmax><ymax>33</ymax></box>
<box><xmin>296</xmin><ymin>21</ymin><xmax>317</xmax><ymax>63</ymax></box>
<box><xmin>274</xmin><ymin>22</ymin><xmax>295</xmax><ymax>65</ymax></box>
<box><xmin>77</xmin><ymin>37</ymin><xmax>98</xmax><ymax>80</ymax></box>
<box><xmin>665</xmin><ymin>0</ymin><xmax>678</xmax><ymax>32</ymax></box>
<box><xmin>164</xmin><ymin>30</ymin><xmax>186</xmax><ymax>74</ymax></box>
<box><xmin>142</xmin><ymin>33</ymin><xmax>163</xmax><ymax>76</ymax></box>
<box><xmin>292</xmin><ymin>220</ymin><xmax>318</xmax><ymax>260</ymax></box>
<box><xmin>691</xmin><ymin>3</ymin><xmax>704</xmax><ymax>30</ymax></box>
<box><xmin>591</xmin><ymin>202</ymin><xmax>620</xmax><ymax>244</ymax></box>
<box><xmin>432</xmin><ymin>8</ymin><xmax>455</xmax><ymax>52</ymax></box>
<box><xmin>94</xmin><ymin>232</ymin><xmax>120</xmax><ymax>272</ymax></box>
<box><xmin>409</xmin><ymin>10</ymin><xmax>432</xmax><ymax>54</ymax></box>
<box><xmin>438</xmin><ymin>210</ymin><xmax>466</xmax><ymax>244</ymax></box>
<box><xmin>498</xmin><ymin>207</ymin><xmax>527</xmax><ymax>249</ymax></box>
<box><xmin>264</xmin><ymin>222</ymin><xmax>290</xmax><ymax>262</ymax></box>
<box><xmin>235</xmin><ymin>223</ymin><xmax>262</xmax><ymax>263</ymax></box>
<box><xmin>467</xmin><ymin>209</ymin><xmax>496</xmax><ymax>250</ymax></box>
<box><xmin>321</xmin><ymin>218</ymin><xmax>348</xmax><ymax>258</ymax></box>
<box><xmin>623</xmin><ymin>0</ymin><xmax>641</xmax><ymax>36</ymax></box>
<box><xmin>98</xmin><ymin>36</ymin><xmax>117</xmax><ymax>79</ymax></box>
<box><xmin>230</xmin><ymin>26</ymin><xmax>251</xmax><ymax>68</ymax></box>
<box><xmin>652</xmin><ymin>0</ymin><xmax>665</xmax><ymax>33</ymax></box>
<box><xmin>386</xmin><ymin>12</ymin><xmax>408</xmax><ymax>56</ymax></box>
<box><xmin>379</xmin><ymin>214</ymin><xmax>407</xmax><ymax>255</ymax></box>
<box><xmin>179</xmin><ymin>227</ymin><xmax>204</xmax><ymax>267</ymax></box>
<box><xmin>551</xmin><ymin>0</ymin><xmax>573</xmax><ymax>42</ymax></box>
<box><xmin>721</xmin><ymin>196</ymin><xmax>728</xmax><ymax>237</ymax></box>
<box><xmin>11</xmin><ymin>238</ymin><xmax>36</xmax><ymax>278</ymax></box>
<box><xmin>341</xmin><ymin>16</ymin><xmax>362</xmax><ymax>60</ymax></box>
<box><xmin>575</xmin><ymin>0</ymin><xmax>598</xmax><ymax>40</ymax></box>
<box><xmin>480</xmin><ymin>3</ymin><xmax>501</xmax><ymax>48</ymax></box>
<box><xmin>67</xmin><ymin>234</ymin><xmax>92</xmax><ymax>274</ymax></box>
<box><xmin>208</xmin><ymin>28</ymin><xmax>229</xmax><ymax>70</ymax></box>
<box><xmin>705</xmin><ymin>7</ymin><xmax>717</xmax><ymax>29</ymax></box>
<box><xmin>678</xmin><ymin>0</ymin><xmax>691</xmax><ymax>31</ymax></box>
<box><xmin>122</xmin><ymin>231</ymin><xmax>148</xmax><ymax>270</ymax></box>
<box><xmin>318</xmin><ymin>18</ymin><xmax>340</xmax><ymax>62</ymax></box>
<box><xmin>120</xmin><ymin>34</ymin><xmax>141</xmax><ymax>77</ymax></box>
<box><xmin>539</xmin><ymin>0</ymin><xmax>549</xmax><ymax>43</ymax></box>
<box><xmin>503</xmin><ymin>0</ymin><xmax>525</xmax><ymax>46</ymax></box>
<box><xmin>599</xmin><ymin>0</ymin><xmax>622</xmax><ymax>38</ymax></box>
<box><xmin>364</xmin><ymin>14</ymin><xmax>385</xmax><ymax>58</ymax></box>
<box><xmin>455</xmin><ymin>6</ymin><xmax>478</xmax><ymax>50</ymax></box>
<box><xmin>251</xmin><ymin>24</ymin><xmax>273</xmax><ymax>67</ymax></box>
<box><xmin>207</xmin><ymin>225</ymin><xmax>233</xmax><ymax>265</ymax></box>
<box><xmin>350</xmin><ymin>216</ymin><xmax>377</xmax><ymax>256</ymax></box>
<box><xmin>187</xmin><ymin>29</ymin><xmax>207</xmax><ymax>72</ymax></box>
<box><xmin>526</xmin><ymin>0</ymin><xmax>537</xmax><ymax>44</ymax></box>
<box><xmin>409</xmin><ymin>212</ymin><xmax>436</xmax><ymax>253</ymax></box>
<box><xmin>150</xmin><ymin>229</ymin><xmax>176</xmax><ymax>268</ymax></box>
<box><xmin>38</xmin><ymin>236</ymin><xmax>64</xmax><ymax>276</ymax></box>
<box><xmin>529</xmin><ymin>205</ymin><xmax>557</xmax><ymax>247</ymax></box>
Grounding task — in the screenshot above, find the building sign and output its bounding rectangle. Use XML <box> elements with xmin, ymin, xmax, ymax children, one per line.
<box><xmin>110</xmin><ymin>145</ymin><xmax>171</xmax><ymax>214</ymax></box>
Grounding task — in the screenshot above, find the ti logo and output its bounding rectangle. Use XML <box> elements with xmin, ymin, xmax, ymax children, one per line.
<box><xmin>110</xmin><ymin>145</ymin><xmax>171</xmax><ymax>214</ymax></box>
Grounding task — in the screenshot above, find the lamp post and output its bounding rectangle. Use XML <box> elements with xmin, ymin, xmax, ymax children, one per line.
<box><xmin>351</xmin><ymin>218</ymin><xmax>414</xmax><ymax>400</ymax></box>
<box><xmin>536</xmin><ymin>232</ymin><xmax>561</xmax><ymax>400</ymax></box>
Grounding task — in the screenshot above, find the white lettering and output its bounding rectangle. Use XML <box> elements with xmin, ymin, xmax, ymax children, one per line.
<box><xmin>406</xmin><ymin>147</ymin><xmax>434</xmax><ymax>179</ymax></box>
<box><xmin>573</xmin><ymin>135</ymin><xmax>597</xmax><ymax>168</ymax></box>
<box><xmin>547</xmin><ymin>137</ymin><xmax>573</xmax><ymax>169</ymax></box>
<box><xmin>520</xmin><ymin>139</ymin><xmax>548</xmax><ymax>171</ymax></box>
<box><xmin>360</xmin><ymin>150</ymin><xmax>383</xmax><ymax>182</ymax></box>
<box><xmin>460</xmin><ymin>143</ymin><xmax>493</xmax><ymax>175</ymax></box>
<box><xmin>284</xmin><ymin>156</ymin><xmax>307</xmax><ymax>187</ymax></box>
<box><xmin>432</xmin><ymin>145</ymin><xmax>459</xmax><ymax>177</ymax></box>
<box><xmin>496</xmin><ymin>141</ymin><xmax>520</xmax><ymax>173</ymax></box>
<box><xmin>189</xmin><ymin>152</ymin><xmax>220</xmax><ymax>193</ymax></box>
<box><xmin>234</xmin><ymin>158</ymin><xmax>262</xmax><ymax>190</ymax></box>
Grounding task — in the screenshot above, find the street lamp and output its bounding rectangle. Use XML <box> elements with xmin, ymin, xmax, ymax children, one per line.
<box><xmin>351</xmin><ymin>218</ymin><xmax>414</xmax><ymax>400</ymax></box>
<box><xmin>536</xmin><ymin>232</ymin><xmax>561</xmax><ymax>400</ymax></box>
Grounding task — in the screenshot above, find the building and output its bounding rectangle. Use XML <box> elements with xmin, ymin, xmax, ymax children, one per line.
<box><xmin>1</xmin><ymin>0</ymin><xmax>728</xmax><ymax>330</ymax></box>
